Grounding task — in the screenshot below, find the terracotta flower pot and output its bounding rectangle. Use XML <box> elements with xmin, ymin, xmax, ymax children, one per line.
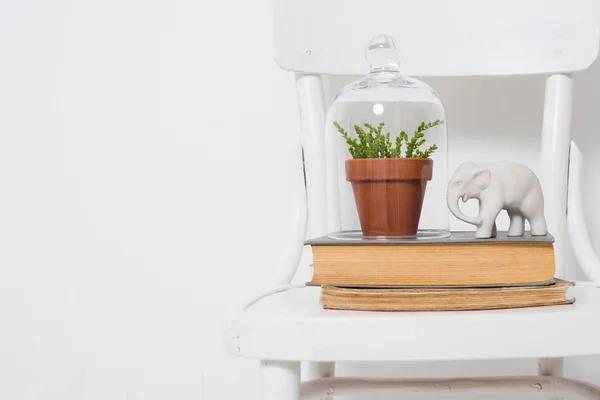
<box><xmin>345</xmin><ymin>158</ymin><xmax>433</xmax><ymax>237</ymax></box>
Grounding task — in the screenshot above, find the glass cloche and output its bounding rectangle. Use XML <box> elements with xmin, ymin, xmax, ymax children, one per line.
<box><xmin>325</xmin><ymin>34</ymin><xmax>449</xmax><ymax>241</ymax></box>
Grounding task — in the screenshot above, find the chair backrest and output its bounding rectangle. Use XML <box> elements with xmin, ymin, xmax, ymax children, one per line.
<box><xmin>271</xmin><ymin>0</ymin><xmax>599</xmax><ymax>76</ymax></box>
<box><xmin>268</xmin><ymin>0</ymin><xmax>600</xmax><ymax>285</ymax></box>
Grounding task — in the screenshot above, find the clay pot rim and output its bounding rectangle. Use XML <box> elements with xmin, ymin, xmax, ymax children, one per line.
<box><xmin>345</xmin><ymin>157</ymin><xmax>433</xmax><ymax>163</ymax></box>
<box><xmin>345</xmin><ymin>157</ymin><xmax>433</xmax><ymax>182</ymax></box>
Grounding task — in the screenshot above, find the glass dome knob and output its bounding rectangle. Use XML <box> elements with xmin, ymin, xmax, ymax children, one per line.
<box><xmin>365</xmin><ymin>34</ymin><xmax>401</xmax><ymax>72</ymax></box>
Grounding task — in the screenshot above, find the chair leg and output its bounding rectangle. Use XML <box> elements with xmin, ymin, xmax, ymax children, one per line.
<box><xmin>307</xmin><ymin>362</ymin><xmax>335</xmax><ymax>399</ymax></box>
<box><xmin>306</xmin><ymin>362</ymin><xmax>335</xmax><ymax>379</ymax></box>
<box><xmin>260</xmin><ymin>360</ymin><xmax>301</xmax><ymax>400</ymax></box>
<box><xmin>537</xmin><ymin>357</ymin><xmax>564</xmax><ymax>377</ymax></box>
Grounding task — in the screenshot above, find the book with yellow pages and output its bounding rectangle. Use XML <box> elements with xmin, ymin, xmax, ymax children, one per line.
<box><xmin>306</xmin><ymin>231</ymin><xmax>555</xmax><ymax>287</ymax></box>
<box><xmin>320</xmin><ymin>279</ymin><xmax>575</xmax><ymax>311</ymax></box>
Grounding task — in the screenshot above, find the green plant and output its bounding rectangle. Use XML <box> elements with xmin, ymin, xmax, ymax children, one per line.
<box><xmin>334</xmin><ymin>119</ymin><xmax>444</xmax><ymax>159</ymax></box>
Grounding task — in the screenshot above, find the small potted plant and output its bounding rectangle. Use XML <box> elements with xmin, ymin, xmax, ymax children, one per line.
<box><xmin>334</xmin><ymin>119</ymin><xmax>444</xmax><ymax>237</ymax></box>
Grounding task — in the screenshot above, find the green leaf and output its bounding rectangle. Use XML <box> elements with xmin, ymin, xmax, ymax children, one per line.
<box><xmin>334</xmin><ymin>119</ymin><xmax>443</xmax><ymax>159</ymax></box>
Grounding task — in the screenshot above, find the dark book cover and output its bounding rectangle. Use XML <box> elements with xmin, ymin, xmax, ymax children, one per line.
<box><xmin>305</xmin><ymin>231</ymin><xmax>555</xmax><ymax>246</ymax></box>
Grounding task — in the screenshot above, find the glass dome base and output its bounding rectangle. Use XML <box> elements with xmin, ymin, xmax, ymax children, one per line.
<box><xmin>328</xmin><ymin>229</ymin><xmax>451</xmax><ymax>242</ymax></box>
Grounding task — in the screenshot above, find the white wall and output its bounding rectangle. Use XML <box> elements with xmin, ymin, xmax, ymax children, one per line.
<box><xmin>0</xmin><ymin>1</ymin><xmax>598</xmax><ymax>399</ymax></box>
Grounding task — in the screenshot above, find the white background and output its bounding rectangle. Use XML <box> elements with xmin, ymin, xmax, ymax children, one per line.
<box><xmin>1</xmin><ymin>0</ymin><xmax>599</xmax><ymax>399</ymax></box>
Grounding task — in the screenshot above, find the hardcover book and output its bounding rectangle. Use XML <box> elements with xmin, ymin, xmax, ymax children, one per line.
<box><xmin>306</xmin><ymin>231</ymin><xmax>556</xmax><ymax>288</ymax></box>
<box><xmin>320</xmin><ymin>279</ymin><xmax>575</xmax><ymax>311</ymax></box>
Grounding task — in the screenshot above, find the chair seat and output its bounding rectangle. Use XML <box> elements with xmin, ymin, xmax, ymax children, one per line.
<box><xmin>226</xmin><ymin>283</ymin><xmax>600</xmax><ymax>362</ymax></box>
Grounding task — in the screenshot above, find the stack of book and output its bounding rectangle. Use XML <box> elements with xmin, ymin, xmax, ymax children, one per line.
<box><xmin>306</xmin><ymin>232</ymin><xmax>575</xmax><ymax>311</ymax></box>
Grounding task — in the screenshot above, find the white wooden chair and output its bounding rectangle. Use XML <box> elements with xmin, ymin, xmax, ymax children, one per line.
<box><xmin>226</xmin><ymin>0</ymin><xmax>600</xmax><ymax>398</ymax></box>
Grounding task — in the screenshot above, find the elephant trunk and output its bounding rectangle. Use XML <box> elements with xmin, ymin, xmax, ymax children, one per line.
<box><xmin>447</xmin><ymin>187</ymin><xmax>481</xmax><ymax>226</ymax></box>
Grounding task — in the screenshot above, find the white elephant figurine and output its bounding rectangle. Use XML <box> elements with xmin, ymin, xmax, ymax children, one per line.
<box><xmin>446</xmin><ymin>161</ymin><xmax>547</xmax><ymax>239</ymax></box>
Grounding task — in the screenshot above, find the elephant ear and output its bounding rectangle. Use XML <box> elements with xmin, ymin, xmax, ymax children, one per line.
<box><xmin>473</xmin><ymin>168</ymin><xmax>491</xmax><ymax>190</ymax></box>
